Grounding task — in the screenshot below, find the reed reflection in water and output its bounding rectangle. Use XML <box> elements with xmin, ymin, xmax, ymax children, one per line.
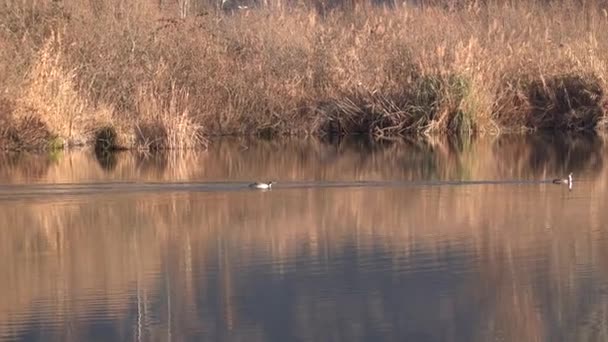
<box><xmin>0</xmin><ymin>134</ymin><xmax>607</xmax><ymax>342</ymax></box>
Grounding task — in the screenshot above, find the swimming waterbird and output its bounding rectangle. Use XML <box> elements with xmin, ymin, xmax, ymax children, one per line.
<box><xmin>552</xmin><ymin>172</ymin><xmax>573</xmax><ymax>190</ymax></box>
<box><xmin>249</xmin><ymin>181</ymin><xmax>274</xmax><ymax>189</ymax></box>
<box><xmin>552</xmin><ymin>173</ymin><xmax>572</xmax><ymax>185</ymax></box>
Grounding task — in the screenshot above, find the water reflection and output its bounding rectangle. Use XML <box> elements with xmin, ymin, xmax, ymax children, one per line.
<box><xmin>493</xmin><ymin>133</ymin><xmax>604</xmax><ymax>177</ymax></box>
<box><xmin>94</xmin><ymin>149</ymin><xmax>119</xmax><ymax>172</ymax></box>
<box><xmin>0</xmin><ymin>134</ymin><xmax>603</xmax><ymax>184</ymax></box>
<box><xmin>0</xmin><ymin>135</ymin><xmax>607</xmax><ymax>342</ymax></box>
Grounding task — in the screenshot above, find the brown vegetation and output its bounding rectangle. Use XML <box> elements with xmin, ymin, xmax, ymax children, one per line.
<box><xmin>1</xmin><ymin>0</ymin><xmax>608</xmax><ymax>150</ymax></box>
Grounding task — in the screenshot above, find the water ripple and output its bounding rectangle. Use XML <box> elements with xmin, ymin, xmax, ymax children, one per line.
<box><xmin>0</xmin><ymin>178</ymin><xmax>564</xmax><ymax>202</ymax></box>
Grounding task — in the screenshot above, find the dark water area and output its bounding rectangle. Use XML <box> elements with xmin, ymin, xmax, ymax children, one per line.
<box><xmin>0</xmin><ymin>134</ymin><xmax>607</xmax><ymax>342</ymax></box>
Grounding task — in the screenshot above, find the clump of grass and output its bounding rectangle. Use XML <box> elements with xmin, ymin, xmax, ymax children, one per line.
<box><xmin>317</xmin><ymin>73</ymin><xmax>475</xmax><ymax>138</ymax></box>
<box><xmin>408</xmin><ymin>73</ymin><xmax>475</xmax><ymax>134</ymax></box>
<box><xmin>526</xmin><ymin>74</ymin><xmax>605</xmax><ymax>131</ymax></box>
<box><xmin>94</xmin><ymin>126</ymin><xmax>120</xmax><ymax>152</ymax></box>
<box><xmin>1</xmin><ymin>98</ymin><xmax>55</xmax><ymax>151</ymax></box>
<box><xmin>0</xmin><ymin>98</ymin><xmax>15</xmax><ymax>141</ymax></box>
<box><xmin>135</xmin><ymin>84</ymin><xmax>207</xmax><ymax>150</ymax></box>
<box><xmin>47</xmin><ymin>136</ymin><xmax>65</xmax><ymax>151</ymax></box>
<box><xmin>496</xmin><ymin>74</ymin><xmax>606</xmax><ymax>132</ymax></box>
<box><xmin>1</xmin><ymin>113</ymin><xmax>55</xmax><ymax>151</ymax></box>
<box><xmin>15</xmin><ymin>31</ymin><xmax>88</xmax><ymax>146</ymax></box>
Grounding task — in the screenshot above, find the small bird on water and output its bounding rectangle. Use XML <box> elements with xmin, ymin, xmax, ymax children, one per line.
<box><xmin>249</xmin><ymin>181</ymin><xmax>274</xmax><ymax>189</ymax></box>
<box><xmin>552</xmin><ymin>172</ymin><xmax>573</xmax><ymax>190</ymax></box>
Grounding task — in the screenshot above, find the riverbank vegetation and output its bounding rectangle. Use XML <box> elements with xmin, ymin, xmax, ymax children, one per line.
<box><xmin>1</xmin><ymin>0</ymin><xmax>607</xmax><ymax>150</ymax></box>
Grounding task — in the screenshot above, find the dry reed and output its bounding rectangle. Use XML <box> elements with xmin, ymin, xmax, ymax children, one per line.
<box><xmin>1</xmin><ymin>0</ymin><xmax>607</xmax><ymax>150</ymax></box>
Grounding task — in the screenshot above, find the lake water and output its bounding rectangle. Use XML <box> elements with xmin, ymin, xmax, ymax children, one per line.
<box><xmin>0</xmin><ymin>134</ymin><xmax>607</xmax><ymax>342</ymax></box>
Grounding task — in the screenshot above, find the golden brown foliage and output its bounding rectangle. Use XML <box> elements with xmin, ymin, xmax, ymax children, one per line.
<box><xmin>1</xmin><ymin>0</ymin><xmax>607</xmax><ymax>149</ymax></box>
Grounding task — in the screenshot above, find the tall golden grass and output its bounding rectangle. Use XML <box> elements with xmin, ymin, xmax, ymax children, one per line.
<box><xmin>0</xmin><ymin>0</ymin><xmax>607</xmax><ymax>150</ymax></box>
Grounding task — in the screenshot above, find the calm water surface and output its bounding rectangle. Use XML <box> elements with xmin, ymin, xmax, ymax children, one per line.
<box><xmin>0</xmin><ymin>135</ymin><xmax>607</xmax><ymax>342</ymax></box>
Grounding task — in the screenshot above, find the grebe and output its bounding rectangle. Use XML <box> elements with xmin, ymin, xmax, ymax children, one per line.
<box><xmin>552</xmin><ymin>173</ymin><xmax>573</xmax><ymax>186</ymax></box>
<box><xmin>249</xmin><ymin>181</ymin><xmax>274</xmax><ymax>189</ymax></box>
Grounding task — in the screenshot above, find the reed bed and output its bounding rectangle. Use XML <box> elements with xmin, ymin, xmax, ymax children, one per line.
<box><xmin>0</xmin><ymin>0</ymin><xmax>607</xmax><ymax>150</ymax></box>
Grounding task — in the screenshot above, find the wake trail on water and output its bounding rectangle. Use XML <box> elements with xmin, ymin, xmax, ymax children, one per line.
<box><xmin>0</xmin><ymin>179</ymin><xmax>561</xmax><ymax>202</ymax></box>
